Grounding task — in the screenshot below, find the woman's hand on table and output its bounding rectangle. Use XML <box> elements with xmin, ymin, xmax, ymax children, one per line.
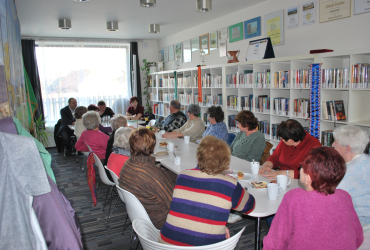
<box><xmin>258</xmin><ymin>162</ymin><xmax>273</xmax><ymax>175</ymax></box>
<box><xmin>262</xmin><ymin>170</ymin><xmax>285</xmax><ymax>179</ymax></box>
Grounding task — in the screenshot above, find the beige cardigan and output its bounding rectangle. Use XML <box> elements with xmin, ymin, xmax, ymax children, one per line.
<box><xmin>174</xmin><ymin>117</ymin><xmax>205</xmax><ymax>143</ymax></box>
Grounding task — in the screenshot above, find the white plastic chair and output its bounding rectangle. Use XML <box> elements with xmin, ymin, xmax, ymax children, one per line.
<box><xmin>105</xmin><ymin>167</ymin><xmax>124</xmax><ymax>218</ymax></box>
<box><xmin>132</xmin><ymin>218</ymin><xmax>245</xmax><ymax>250</ymax></box>
<box><xmin>150</xmin><ymin>119</ymin><xmax>156</xmax><ymax>126</ymax></box>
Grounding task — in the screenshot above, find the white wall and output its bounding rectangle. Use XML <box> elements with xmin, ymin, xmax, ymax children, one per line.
<box><xmin>159</xmin><ymin>0</ymin><xmax>370</xmax><ymax>70</ymax></box>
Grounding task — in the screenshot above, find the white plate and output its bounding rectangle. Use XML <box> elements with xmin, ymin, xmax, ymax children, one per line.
<box><xmin>250</xmin><ymin>181</ymin><xmax>268</xmax><ymax>189</ymax></box>
<box><xmin>234</xmin><ymin>173</ymin><xmax>255</xmax><ymax>182</ymax></box>
<box><xmin>159</xmin><ymin>145</ymin><xmax>178</xmax><ymax>150</ymax></box>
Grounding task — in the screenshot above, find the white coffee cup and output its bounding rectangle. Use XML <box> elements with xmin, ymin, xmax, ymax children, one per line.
<box><xmin>276</xmin><ymin>175</ymin><xmax>291</xmax><ymax>191</ymax></box>
<box><xmin>174</xmin><ymin>157</ymin><xmax>181</xmax><ymax>165</ymax></box>
<box><xmin>167</xmin><ymin>142</ymin><xmax>175</xmax><ymax>152</ymax></box>
<box><xmin>251</xmin><ymin>162</ymin><xmax>260</xmax><ymax>176</ymax></box>
<box><xmin>267</xmin><ymin>183</ymin><xmax>283</xmax><ymax>201</ymax></box>
<box><xmin>160</xmin><ymin>130</ymin><xmax>165</xmax><ymax>135</ymax></box>
<box><xmin>184</xmin><ymin>136</ymin><xmax>190</xmax><ymax>144</ymax></box>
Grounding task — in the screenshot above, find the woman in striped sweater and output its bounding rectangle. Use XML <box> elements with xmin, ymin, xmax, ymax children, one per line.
<box><xmin>159</xmin><ymin>136</ymin><xmax>256</xmax><ymax>246</ymax></box>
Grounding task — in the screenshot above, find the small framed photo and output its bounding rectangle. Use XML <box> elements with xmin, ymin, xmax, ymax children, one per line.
<box><xmin>229</xmin><ymin>22</ymin><xmax>244</xmax><ymax>43</ymax></box>
<box><xmin>200</xmin><ymin>33</ymin><xmax>209</xmax><ymax>55</ymax></box>
<box><xmin>244</xmin><ymin>17</ymin><xmax>261</xmax><ymax>39</ymax></box>
<box><xmin>210</xmin><ymin>31</ymin><xmax>218</xmax><ymax>50</ymax></box>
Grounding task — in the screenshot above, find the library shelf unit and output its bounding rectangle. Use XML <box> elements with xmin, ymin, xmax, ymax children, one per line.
<box><xmin>147</xmin><ymin>49</ymin><xmax>370</xmax><ymax>151</ymax></box>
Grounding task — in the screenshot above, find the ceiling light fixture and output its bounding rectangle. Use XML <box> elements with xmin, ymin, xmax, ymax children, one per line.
<box><xmin>149</xmin><ymin>24</ymin><xmax>160</xmax><ymax>33</ymax></box>
<box><xmin>73</xmin><ymin>0</ymin><xmax>90</xmax><ymax>2</ymax></box>
<box><xmin>58</xmin><ymin>19</ymin><xmax>72</xmax><ymax>30</ymax></box>
<box><xmin>140</xmin><ymin>0</ymin><xmax>156</xmax><ymax>7</ymax></box>
<box><xmin>107</xmin><ymin>21</ymin><xmax>118</xmax><ymax>31</ymax></box>
<box><xmin>196</xmin><ymin>0</ymin><xmax>212</xmax><ymax>12</ymax></box>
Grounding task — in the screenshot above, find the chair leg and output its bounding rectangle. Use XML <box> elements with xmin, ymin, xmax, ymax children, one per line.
<box><xmin>130</xmin><ymin>229</ymin><xmax>137</xmax><ymax>249</ymax></box>
<box><xmin>102</xmin><ymin>186</ymin><xmax>111</xmax><ymax>211</ymax></box>
<box><xmin>122</xmin><ymin>215</ymin><xmax>131</xmax><ymax>234</ymax></box>
<box><xmin>135</xmin><ymin>240</ymin><xmax>141</xmax><ymax>250</ymax></box>
<box><xmin>108</xmin><ymin>195</ymin><xmax>119</xmax><ymax>218</ymax></box>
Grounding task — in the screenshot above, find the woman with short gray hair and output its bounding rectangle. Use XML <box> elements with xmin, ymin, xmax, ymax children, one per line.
<box><xmin>333</xmin><ymin>125</ymin><xmax>370</xmax><ymax>231</ymax></box>
<box><xmin>162</xmin><ymin>104</ymin><xmax>205</xmax><ymax>143</ymax></box>
<box><xmin>107</xmin><ymin>127</ymin><xmax>134</xmax><ymax>177</ymax></box>
<box><xmin>110</xmin><ymin>114</ymin><xmax>127</xmax><ymax>131</ymax></box>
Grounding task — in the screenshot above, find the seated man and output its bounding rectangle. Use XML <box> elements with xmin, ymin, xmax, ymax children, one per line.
<box><xmin>57</xmin><ymin>98</ymin><xmax>77</xmax><ymax>156</ymax></box>
<box><xmin>98</xmin><ymin>100</ymin><xmax>115</xmax><ymax>118</ymax></box>
<box><xmin>154</xmin><ymin>100</ymin><xmax>187</xmax><ymax>132</ymax></box>
<box><xmin>333</xmin><ymin>125</ymin><xmax>370</xmax><ymax>232</ymax></box>
<box><xmin>162</xmin><ymin>104</ymin><xmax>205</xmax><ymax>143</ymax></box>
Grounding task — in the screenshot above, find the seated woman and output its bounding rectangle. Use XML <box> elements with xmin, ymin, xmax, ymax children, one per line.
<box><xmin>229</xmin><ymin>111</ymin><xmax>266</xmax><ymax>162</ymax></box>
<box><xmin>98</xmin><ymin>100</ymin><xmax>115</xmax><ymax>118</ymax></box>
<box><xmin>75</xmin><ymin>111</ymin><xmax>109</xmax><ymax>161</ymax></box>
<box><xmin>333</xmin><ymin>125</ymin><xmax>370</xmax><ymax>232</ymax></box>
<box><xmin>118</xmin><ymin>128</ymin><xmax>174</xmax><ymax>230</ymax></box>
<box><xmin>162</xmin><ymin>104</ymin><xmax>205</xmax><ymax>143</ymax></box>
<box><xmin>159</xmin><ymin>136</ymin><xmax>255</xmax><ymax>246</ymax></box>
<box><xmin>103</xmin><ymin>114</ymin><xmax>128</xmax><ymax>166</ymax></box>
<box><xmin>258</xmin><ymin>119</ymin><xmax>321</xmax><ymax>179</ymax></box>
<box><xmin>74</xmin><ymin>106</ymin><xmax>88</xmax><ymax>140</ymax></box>
<box><xmin>263</xmin><ymin>147</ymin><xmax>364</xmax><ymax>250</ymax></box>
<box><xmin>126</xmin><ymin>96</ymin><xmax>144</xmax><ymax>121</ymax></box>
<box><xmin>197</xmin><ymin>106</ymin><xmax>228</xmax><ymax>143</ymax></box>
<box><xmin>107</xmin><ymin>127</ymin><xmax>134</xmax><ymax>178</ymax></box>
<box><xmin>87</xmin><ymin>104</ymin><xmax>112</xmax><ymax>134</ymax></box>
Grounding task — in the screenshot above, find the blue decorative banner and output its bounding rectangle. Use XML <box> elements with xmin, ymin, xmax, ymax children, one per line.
<box><xmin>310</xmin><ymin>63</ymin><xmax>321</xmax><ymax>140</ymax></box>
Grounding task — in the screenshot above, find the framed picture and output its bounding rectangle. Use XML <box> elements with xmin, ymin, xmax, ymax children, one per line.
<box><xmin>163</xmin><ymin>46</ymin><xmax>169</xmax><ymax>63</ymax></box>
<box><xmin>218</xmin><ymin>27</ymin><xmax>228</xmax><ymax>40</ymax></box>
<box><xmin>210</xmin><ymin>31</ymin><xmax>218</xmax><ymax>50</ymax></box>
<box><xmin>219</xmin><ymin>39</ymin><xmax>227</xmax><ymax>57</ymax></box>
<box><xmin>286</xmin><ymin>6</ymin><xmax>299</xmax><ymax>29</ymax></box>
<box><xmin>228</xmin><ymin>22</ymin><xmax>244</xmax><ymax>43</ymax></box>
<box><xmin>159</xmin><ymin>48</ymin><xmax>164</xmax><ymax>62</ymax></box>
<box><xmin>264</xmin><ymin>10</ymin><xmax>284</xmax><ymax>46</ymax></box>
<box><xmin>244</xmin><ymin>17</ymin><xmax>261</xmax><ymax>39</ymax></box>
<box><xmin>183</xmin><ymin>40</ymin><xmax>192</xmax><ymax>63</ymax></box>
<box><xmin>200</xmin><ymin>33</ymin><xmax>209</xmax><ymax>55</ymax></box>
<box><xmin>319</xmin><ymin>0</ymin><xmax>351</xmax><ymax>23</ymax></box>
<box><xmin>355</xmin><ymin>0</ymin><xmax>370</xmax><ymax>15</ymax></box>
<box><xmin>175</xmin><ymin>43</ymin><xmax>183</xmax><ymax>63</ymax></box>
<box><xmin>168</xmin><ymin>45</ymin><xmax>175</xmax><ymax>61</ymax></box>
<box><xmin>302</xmin><ymin>1</ymin><xmax>316</xmax><ymax>26</ymax></box>
<box><xmin>191</xmin><ymin>37</ymin><xmax>199</xmax><ymax>51</ymax></box>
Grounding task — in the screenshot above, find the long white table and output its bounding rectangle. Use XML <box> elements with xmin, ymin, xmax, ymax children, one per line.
<box><xmin>155</xmin><ymin>133</ymin><xmax>301</xmax><ymax>250</ymax></box>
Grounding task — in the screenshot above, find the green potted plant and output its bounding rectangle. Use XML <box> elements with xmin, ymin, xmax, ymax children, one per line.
<box><xmin>141</xmin><ymin>59</ymin><xmax>157</xmax><ymax>113</ymax></box>
<box><xmin>34</xmin><ymin>114</ymin><xmax>51</xmax><ymax>147</ymax></box>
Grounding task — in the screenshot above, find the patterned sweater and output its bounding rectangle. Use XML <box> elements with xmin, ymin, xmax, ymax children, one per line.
<box><xmin>157</xmin><ymin>111</ymin><xmax>187</xmax><ymax>132</ymax></box>
<box><xmin>159</xmin><ymin>168</ymin><xmax>255</xmax><ymax>246</ymax></box>
<box><xmin>201</xmin><ymin>121</ymin><xmax>229</xmax><ymax>143</ymax></box>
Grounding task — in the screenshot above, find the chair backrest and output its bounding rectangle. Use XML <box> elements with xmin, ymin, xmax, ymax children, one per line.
<box><xmin>133</xmin><ymin>218</ymin><xmax>245</xmax><ymax>250</ymax></box>
<box><xmin>92</xmin><ymin>153</ymin><xmax>115</xmax><ymax>186</ymax></box>
<box><xmin>85</xmin><ymin>143</ymin><xmax>92</xmax><ymax>152</ymax></box>
<box><xmin>260</xmin><ymin>141</ymin><xmax>273</xmax><ymax>165</ymax></box>
<box><xmin>227</xmin><ymin>133</ymin><xmax>236</xmax><ymax>146</ymax></box>
<box><xmin>116</xmin><ymin>185</ymin><xmax>154</xmax><ymax>227</ymax></box>
<box><xmin>82</xmin><ymin>151</ymin><xmax>90</xmax><ymax>157</ymax></box>
<box><xmin>105</xmin><ymin>166</ymin><xmax>119</xmax><ymax>185</ymax></box>
<box><xmin>150</xmin><ymin>119</ymin><xmax>156</xmax><ymax>126</ymax></box>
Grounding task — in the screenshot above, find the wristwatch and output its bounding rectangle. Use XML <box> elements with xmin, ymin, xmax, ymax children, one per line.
<box><xmin>286</xmin><ymin>170</ymin><xmax>289</xmax><ymax>177</ymax></box>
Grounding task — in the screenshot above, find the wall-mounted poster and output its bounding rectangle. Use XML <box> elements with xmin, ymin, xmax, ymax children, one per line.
<box><xmin>229</xmin><ymin>22</ymin><xmax>244</xmax><ymax>43</ymax></box>
<box><xmin>175</xmin><ymin>43</ymin><xmax>183</xmax><ymax>63</ymax></box>
<box><xmin>320</xmin><ymin>0</ymin><xmax>351</xmax><ymax>23</ymax></box>
<box><xmin>159</xmin><ymin>48</ymin><xmax>164</xmax><ymax>62</ymax></box>
<box><xmin>163</xmin><ymin>46</ymin><xmax>169</xmax><ymax>62</ymax></box>
<box><xmin>355</xmin><ymin>0</ymin><xmax>370</xmax><ymax>15</ymax></box>
<box><xmin>302</xmin><ymin>1</ymin><xmax>316</xmax><ymax>26</ymax></box>
<box><xmin>218</xmin><ymin>27</ymin><xmax>228</xmax><ymax>40</ymax></box>
<box><xmin>219</xmin><ymin>40</ymin><xmax>227</xmax><ymax>57</ymax></box>
<box><xmin>210</xmin><ymin>31</ymin><xmax>218</xmax><ymax>50</ymax></box>
<box><xmin>264</xmin><ymin>10</ymin><xmax>284</xmax><ymax>46</ymax></box>
<box><xmin>191</xmin><ymin>37</ymin><xmax>199</xmax><ymax>51</ymax></box>
<box><xmin>200</xmin><ymin>33</ymin><xmax>209</xmax><ymax>55</ymax></box>
<box><xmin>168</xmin><ymin>45</ymin><xmax>174</xmax><ymax>61</ymax></box>
<box><xmin>183</xmin><ymin>40</ymin><xmax>192</xmax><ymax>63</ymax></box>
<box><xmin>286</xmin><ymin>6</ymin><xmax>299</xmax><ymax>29</ymax></box>
<box><xmin>244</xmin><ymin>17</ymin><xmax>261</xmax><ymax>39</ymax></box>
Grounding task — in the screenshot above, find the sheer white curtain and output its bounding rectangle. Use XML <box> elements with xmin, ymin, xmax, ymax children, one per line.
<box><xmin>35</xmin><ymin>40</ymin><xmax>131</xmax><ymax>126</ymax></box>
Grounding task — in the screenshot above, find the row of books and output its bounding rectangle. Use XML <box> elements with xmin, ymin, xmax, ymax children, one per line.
<box><xmin>177</xmin><ymin>76</ymin><xmax>196</xmax><ymax>88</ymax></box>
<box><xmin>258</xmin><ymin>121</ymin><xmax>270</xmax><ymax>136</ymax></box>
<box><xmin>321</xmin><ymin>130</ymin><xmax>334</xmax><ymax>147</ymax></box>
<box><xmin>149</xmin><ymin>78</ymin><xmax>156</xmax><ymax>87</ymax></box>
<box><xmin>162</xmin><ymin>92</ymin><xmax>176</xmax><ymax>103</ymax></box>
<box><xmin>158</xmin><ymin>78</ymin><xmax>175</xmax><ymax>88</ymax></box>
<box><xmin>273</xmin><ymin>71</ymin><xmax>291</xmax><ymax>88</ymax></box>
<box><xmin>255</xmin><ymin>95</ymin><xmax>270</xmax><ymax>114</ymax></box>
<box><xmin>227</xmin><ymin>95</ymin><xmax>238</xmax><ymax>110</ymax></box>
<box><xmin>149</xmin><ymin>93</ymin><xmax>157</xmax><ymax>101</ymax></box>
<box><xmin>322</xmin><ymin>100</ymin><xmax>346</xmax><ymax>121</ymax></box>
<box><xmin>273</xmin><ymin>98</ymin><xmax>290</xmax><ymax>116</ymax></box>
<box><xmin>241</xmin><ymin>95</ymin><xmax>254</xmax><ymax>111</ymax></box>
<box><xmin>226</xmin><ymin>70</ymin><xmax>270</xmax><ymax>88</ymax></box>
<box><xmin>152</xmin><ymin>103</ymin><xmax>170</xmax><ymax>117</ymax></box>
<box><xmin>292</xmin><ymin>69</ymin><xmax>311</xmax><ymax>89</ymax></box>
<box><xmin>227</xmin><ymin>115</ymin><xmax>239</xmax><ymax>132</ymax></box>
<box><xmin>293</xmin><ymin>98</ymin><xmax>310</xmax><ymax>118</ymax></box>
<box><xmin>351</xmin><ymin>63</ymin><xmax>370</xmax><ymax>89</ymax></box>
<box><xmin>322</xmin><ymin>68</ymin><xmax>350</xmax><ymax>89</ymax></box>
<box><xmin>178</xmin><ymin>91</ymin><xmax>193</xmax><ymax>105</ymax></box>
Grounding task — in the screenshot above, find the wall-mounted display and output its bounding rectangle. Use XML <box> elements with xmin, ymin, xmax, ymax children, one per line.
<box><xmin>169</xmin><ymin>44</ymin><xmax>175</xmax><ymax>61</ymax></box>
<box><xmin>218</xmin><ymin>27</ymin><xmax>228</xmax><ymax>40</ymax></box>
<box><xmin>159</xmin><ymin>48</ymin><xmax>164</xmax><ymax>61</ymax></box>
<box><xmin>200</xmin><ymin>33</ymin><xmax>209</xmax><ymax>55</ymax></box>
<box><xmin>210</xmin><ymin>31</ymin><xmax>218</xmax><ymax>50</ymax></box>
<box><xmin>219</xmin><ymin>39</ymin><xmax>227</xmax><ymax>57</ymax></box>
<box><xmin>183</xmin><ymin>40</ymin><xmax>192</xmax><ymax>63</ymax></box>
<box><xmin>264</xmin><ymin>10</ymin><xmax>284</xmax><ymax>46</ymax></box>
<box><xmin>175</xmin><ymin>43</ymin><xmax>183</xmax><ymax>63</ymax></box>
<box><xmin>302</xmin><ymin>1</ymin><xmax>316</xmax><ymax>26</ymax></box>
<box><xmin>163</xmin><ymin>46</ymin><xmax>169</xmax><ymax>62</ymax></box>
<box><xmin>320</xmin><ymin>0</ymin><xmax>351</xmax><ymax>23</ymax></box>
<box><xmin>355</xmin><ymin>0</ymin><xmax>370</xmax><ymax>15</ymax></box>
<box><xmin>229</xmin><ymin>22</ymin><xmax>244</xmax><ymax>43</ymax></box>
<box><xmin>191</xmin><ymin>37</ymin><xmax>199</xmax><ymax>51</ymax></box>
<box><xmin>286</xmin><ymin>6</ymin><xmax>299</xmax><ymax>29</ymax></box>
<box><xmin>244</xmin><ymin>17</ymin><xmax>261</xmax><ymax>39</ymax></box>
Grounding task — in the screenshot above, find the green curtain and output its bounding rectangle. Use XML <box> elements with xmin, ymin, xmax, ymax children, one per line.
<box><xmin>24</xmin><ymin>66</ymin><xmax>38</xmax><ymax>135</ymax></box>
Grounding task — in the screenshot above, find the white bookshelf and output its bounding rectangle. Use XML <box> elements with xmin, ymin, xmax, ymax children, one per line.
<box><xmin>147</xmin><ymin>50</ymin><xmax>370</xmax><ymax>150</ymax></box>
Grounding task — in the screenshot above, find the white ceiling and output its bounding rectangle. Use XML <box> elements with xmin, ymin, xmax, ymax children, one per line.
<box><xmin>15</xmin><ymin>0</ymin><xmax>264</xmax><ymax>40</ymax></box>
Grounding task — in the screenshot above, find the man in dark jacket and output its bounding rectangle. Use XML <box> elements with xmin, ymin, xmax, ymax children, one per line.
<box><xmin>57</xmin><ymin>98</ymin><xmax>77</xmax><ymax>156</ymax></box>
<box><xmin>154</xmin><ymin>100</ymin><xmax>187</xmax><ymax>132</ymax></box>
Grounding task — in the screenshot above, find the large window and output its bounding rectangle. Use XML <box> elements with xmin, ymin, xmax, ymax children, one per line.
<box><xmin>36</xmin><ymin>43</ymin><xmax>130</xmax><ymax>126</ymax></box>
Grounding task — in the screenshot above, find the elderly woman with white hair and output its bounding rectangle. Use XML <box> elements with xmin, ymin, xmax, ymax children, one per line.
<box><xmin>162</xmin><ymin>104</ymin><xmax>205</xmax><ymax>143</ymax></box>
<box><xmin>104</xmin><ymin>114</ymin><xmax>128</xmax><ymax>166</ymax></box>
<box><xmin>107</xmin><ymin>127</ymin><xmax>134</xmax><ymax>177</ymax></box>
<box><xmin>333</xmin><ymin>125</ymin><xmax>370</xmax><ymax>231</ymax></box>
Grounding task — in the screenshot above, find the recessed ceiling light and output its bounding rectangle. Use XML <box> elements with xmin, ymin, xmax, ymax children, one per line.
<box><xmin>196</xmin><ymin>0</ymin><xmax>212</xmax><ymax>12</ymax></box>
<box><xmin>107</xmin><ymin>22</ymin><xmax>118</xmax><ymax>32</ymax></box>
<box><xmin>140</xmin><ymin>0</ymin><xmax>156</xmax><ymax>7</ymax></box>
<box><xmin>59</xmin><ymin>19</ymin><xmax>72</xmax><ymax>30</ymax></box>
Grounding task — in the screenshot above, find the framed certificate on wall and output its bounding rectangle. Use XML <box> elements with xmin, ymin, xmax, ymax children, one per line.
<box><xmin>320</xmin><ymin>0</ymin><xmax>351</xmax><ymax>23</ymax></box>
